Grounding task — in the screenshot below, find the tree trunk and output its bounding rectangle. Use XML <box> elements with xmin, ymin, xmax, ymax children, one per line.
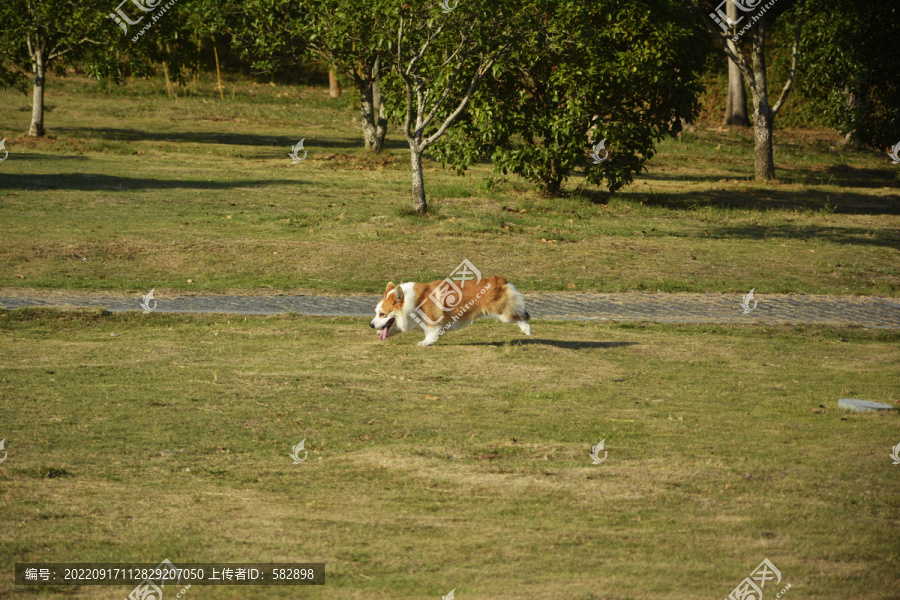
<box><xmin>545</xmin><ymin>155</ymin><xmax>563</xmax><ymax>195</ymax></box>
<box><xmin>28</xmin><ymin>42</ymin><xmax>46</xmax><ymax>137</ymax></box>
<box><xmin>214</xmin><ymin>45</ymin><xmax>224</xmax><ymax>100</ymax></box>
<box><xmin>750</xmin><ymin>20</ymin><xmax>775</xmax><ymax>180</ymax></box>
<box><xmin>162</xmin><ymin>60</ymin><xmax>175</xmax><ymax>99</ymax></box>
<box><xmin>356</xmin><ymin>61</ymin><xmax>388</xmax><ymax>152</ymax></box>
<box><xmin>410</xmin><ymin>147</ymin><xmax>427</xmax><ymax>214</ymax></box>
<box><xmin>360</xmin><ymin>92</ymin><xmax>386</xmax><ymax>152</ymax></box>
<box><xmin>753</xmin><ymin>104</ymin><xmax>775</xmax><ymax>179</ymax></box>
<box><xmin>371</xmin><ymin>73</ymin><xmax>386</xmax><ymax>147</ymax></box>
<box><xmin>328</xmin><ymin>69</ymin><xmax>341</xmax><ymax>99</ymax></box>
<box><xmin>841</xmin><ymin>87</ymin><xmax>865</xmax><ymax>146</ymax></box>
<box><xmin>724</xmin><ymin>2</ymin><xmax>749</xmax><ymax>127</ymax></box>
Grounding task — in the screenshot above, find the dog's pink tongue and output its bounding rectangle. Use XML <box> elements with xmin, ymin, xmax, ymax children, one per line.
<box><xmin>379</xmin><ymin>326</ymin><xmax>388</xmax><ymax>341</ymax></box>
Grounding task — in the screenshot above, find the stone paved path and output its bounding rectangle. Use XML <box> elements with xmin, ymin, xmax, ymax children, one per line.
<box><xmin>2</xmin><ymin>291</ymin><xmax>898</xmax><ymax>329</ymax></box>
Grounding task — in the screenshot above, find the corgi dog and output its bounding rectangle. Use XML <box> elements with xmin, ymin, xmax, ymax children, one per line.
<box><xmin>370</xmin><ymin>276</ymin><xmax>531</xmax><ymax>346</ymax></box>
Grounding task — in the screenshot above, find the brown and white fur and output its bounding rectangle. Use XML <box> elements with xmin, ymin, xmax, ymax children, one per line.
<box><xmin>370</xmin><ymin>276</ymin><xmax>531</xmax><ymax>346</ymax></box>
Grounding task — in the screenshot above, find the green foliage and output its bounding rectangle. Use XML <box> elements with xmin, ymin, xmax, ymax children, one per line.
<box><xmin>432</xmin><ymin>0</ymin><xmax>711</xmax><ymax>194</ymax></box>
<box><xmin>214</xmin><ymin>0</ymin><xmax>311</xmax><ymax>76</ymax></box>
<box><xmin>305</xmin><ymin>0</ymin><xmax>397</xmax><ymax>73</ymax></box>
<box><xmin>796</xmin><ymin>0</ymin><xmax>900</xmax><ymax>149</ymax></box>
<box><xmin>0</xmin><ymin>0</ymin><xmax>111</xmax><ymax>82</ymax></box>
<box><xmin>219</xmin><ymin>0</ymin><xmax>396</xmax><ymax>84</ymax></box>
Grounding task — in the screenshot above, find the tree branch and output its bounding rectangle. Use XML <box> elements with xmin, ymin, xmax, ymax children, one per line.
<box><xmin>695</xmin><ymin>2</ymin><xmax>757</xmax><ymax>98</ymax></box>
<box><xmin>415</xmin><ymin>76</ymin><xmax>426</xmax><ymax>132</ymax></box>
<box><xmin>397</xmin><ymin>16</ymin><xmax>415</xmax><ymax>144</ymax></box>
<box><xmin>418</xmin><ymin>46</ymin><xmax>470</xmax><ymax>133</ymax></box>
<box><xmin>404</xmin><ymin>20</ymin><xmax>446</xmax><ymax>77</ymax></box>
<box><xmin>47</xmin><ymin>38</ymin><xmax>102</xmax><ymax>61</ymax></box>
<box><xmin>397</xmin><ymin>9</ymin><xmax>509</xmax><ymax>148</ymax></box>
<box><xmin>771</xmin><ymin>0</ymin><xmax>804</xmax><ymax>116</ymax></box>
<box><xmin>423</xmin><ymin>52</ymin><xmax>499</xmax><ymax>148</ymax></box>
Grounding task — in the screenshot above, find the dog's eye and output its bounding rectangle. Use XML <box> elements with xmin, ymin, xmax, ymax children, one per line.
<box><xmin>379</xmin><ymin>312</ymin><xmax>385</xmax><ymax>318</ymax></box>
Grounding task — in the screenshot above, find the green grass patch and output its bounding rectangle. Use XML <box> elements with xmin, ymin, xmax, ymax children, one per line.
<box><xmin>0</xmin><ymin>75</ymin><xmax>897</xmax><ymax>296</ymax></box>
<box><xmin>0</xmin><ymin>310</ymin><xmax>897</xmax><ymax>598</ymax></box>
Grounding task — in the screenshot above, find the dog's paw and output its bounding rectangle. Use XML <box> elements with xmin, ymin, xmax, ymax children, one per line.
<box><xmin>417</xmin><ymin>339</ymin><xmax>437</xmax><ymax>347</ymax></box>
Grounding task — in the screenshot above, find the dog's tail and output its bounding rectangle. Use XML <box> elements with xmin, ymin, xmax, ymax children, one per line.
<box><xmin>505</xmin><ymin>282</ymin><xmax>529</xmax><ymax>321</ymax></box>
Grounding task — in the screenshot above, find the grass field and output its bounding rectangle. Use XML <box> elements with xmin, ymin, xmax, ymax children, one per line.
<box><xmin>1</xmin><ymin>70</ymin><xmax>899</xmax><ymax>600</ymax></box>
<box><xmin>0</xmin><ymin>75</ymin><xmax>898</xmax><ymax>297</ymax></box>
<box><xmin>0</xmin><ymin>310</ymin><xmax>898</xmax><ymax>599</ymax></box>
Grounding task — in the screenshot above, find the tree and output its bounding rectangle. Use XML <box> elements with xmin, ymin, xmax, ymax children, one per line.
<box><xmin>220</xmin><ymin>0</ymin><xmax>394</xmax><ymax>152</ymax></box>
<box><xmin>0</xmin><ymin>0</ymin><xmax>108</xmax><ymax>136</ymax></box>
<box><xmin>433</xmin><ymin>0</ymin><xmax>710</xmax><ymax>195</ymax></box>
<box><xmin>392</xmin><ymin>1</ymin><xmax>517</xmax><ymax>213</ymax></box>
<box><xmin>80</xmin><ymin>0</ymin><xmax>210</xmax><ymax>104</ymax></box>
<box><xmin>701</xmin><ymin>0</ymin><xmax>804</xmax><ymax>180</ymax></box>
<box><xmin>798</xmin><ymin>0</ymin><xmax>900</xmax><ymax>149</ymax></box>
<box><xmin>306</xmin><ymin>0</ymin><xmax>396</xmax><ymax>152</ymax></box>
<box><xmin>328</xmin><ymin>68</ymin><xmax>341</xmax><ymax>99</ymax></box>
<box><xmin>723</xmin><ymin>0</ymin><xmax>749</xmax><ymax>126</ymax></box>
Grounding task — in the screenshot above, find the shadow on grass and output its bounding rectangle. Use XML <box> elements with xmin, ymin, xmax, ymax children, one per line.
<box><xmin>800</xmin><ymin>163</ymin><xmax>898</xmax><ymax>189</ymax></box>
<box><xmin>706</xmin><ymin>223</ymin><xmax>900</xmax><ymax>247</ymax></box>
<box><xmin>0</xmin><ymin>173</ymin><xmax>301</xmax><ymax>191</ymax></box>
<box><xmin>604</xmin><ymin>186</ymin><xmax>899</xmax><ymax>215</ymax></box>
<box><xmin>2</xmin><ymin>153</ymin><xmax>89</xmax><ymax>161</ymax></box>
<box><xmin>461</xmin><ymin>339</ymin><xmax>638</xmax><ymax>350</ymax></box>
<box><xmin>54</xmin><ymin>126</ymin><xmax>409</xmax><ymax>151</ymax></box>
<box><xmin>625</xmin><ymin>219</ymin><xmax>899</xmax><ymax>248</ymax></box>
<box><xmin>639</xmin><ymin>164</ymin><xmax>897</xmax><ymax>189</ymax></box>
<box><xmin>640</xmin><ymin>172</ymin><xmax>750</xmax><ymax>184</ymax></box>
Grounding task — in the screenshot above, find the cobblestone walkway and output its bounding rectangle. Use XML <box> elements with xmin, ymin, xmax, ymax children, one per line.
<box><xmin>2</xmin><ymin>292</ymin><xmax>898</xmax><ymax>329</ymax></box>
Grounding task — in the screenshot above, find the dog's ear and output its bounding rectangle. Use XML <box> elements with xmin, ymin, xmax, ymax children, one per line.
<box><xmin>394</xmin><ymin>285</ymin><xmax>404</xmax><ymax>302</ymax></box>
<box><xmin>385</xmin><ymin>282</ymin><xmax>395</xmax><ymax>296</ymax></box>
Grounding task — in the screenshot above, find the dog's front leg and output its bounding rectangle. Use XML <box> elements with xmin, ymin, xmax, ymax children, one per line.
<box><xmin>417</xmin><ymin>328</ymin><xmax>441</xmax><ymax>346</ymax></box>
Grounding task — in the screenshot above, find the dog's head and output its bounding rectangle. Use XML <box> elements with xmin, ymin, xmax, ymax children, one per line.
<box><xmin>370</xmin><ymin>282</ymin><xmax>405</xmax><ymax>340</ymax></box>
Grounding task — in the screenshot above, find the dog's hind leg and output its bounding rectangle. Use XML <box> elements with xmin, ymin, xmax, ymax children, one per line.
<box><xmin>502</xmin><ymin>283</ymin><xmax>531</xmax><ymax>335</ymax></box>
<box><xmin>499</xmin><ymin>311</ymin><xmax>531</xmax><ymax>336</ymax></box>
<box><xmin>515</xmin><ymin>317</ymin><xmax>531</xmax><ymax>336</ymax></box>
